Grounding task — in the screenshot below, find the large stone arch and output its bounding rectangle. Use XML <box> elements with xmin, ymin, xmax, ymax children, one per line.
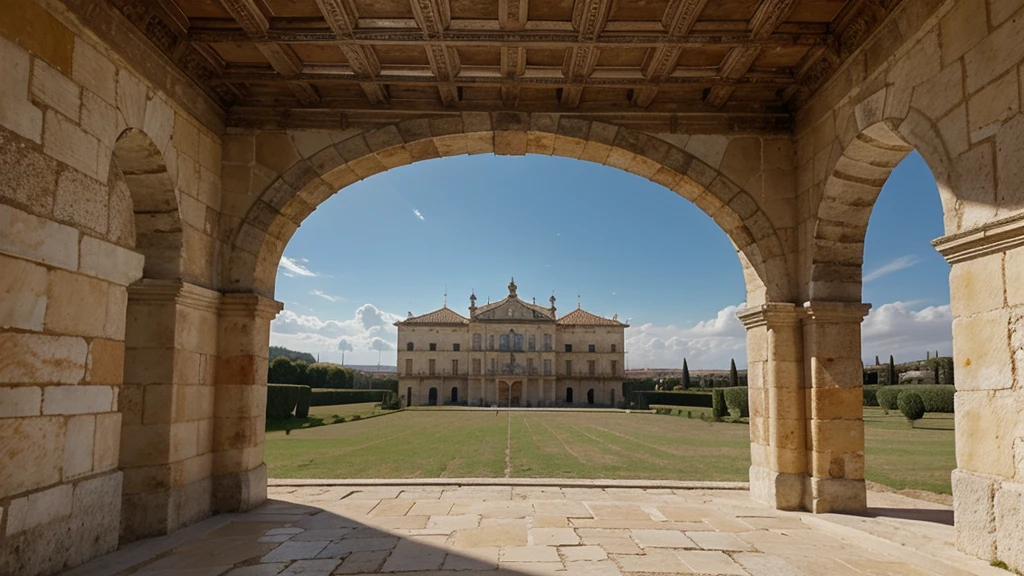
<box><xmin>224</xmin><ymin>114</ymin><xmax>793</xmax><ymax>306</ymax></box>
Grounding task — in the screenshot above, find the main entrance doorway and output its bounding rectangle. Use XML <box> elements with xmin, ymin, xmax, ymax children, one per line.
<box><xmin>498</xmin><ymin>381</ymin><xmax>522</xmax><ymax>407</ymax></box>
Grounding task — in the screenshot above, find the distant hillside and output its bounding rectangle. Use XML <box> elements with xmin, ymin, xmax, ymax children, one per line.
<box><xmin>269</xmin><ymin>346</ymin><xmax>316</xmax><ymax>364</ymax></box>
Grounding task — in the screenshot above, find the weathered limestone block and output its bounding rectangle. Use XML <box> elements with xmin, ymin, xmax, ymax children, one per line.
<box><xmin>968</xmin><ymin>72</ymin><xmax>1018</xmax><ymax>144</ymax></box>
<box><xmin>0</xmin><ymin>386</ymin><xmax>42</xmax><ymax>418</ymax></box>
<box><xmin>0</xmin><ymin>416</ymin><xmax>64</xmax><ymax>499</ymax></box>
<box><xmin>44</xmin><ymin>270</ymin><xmax>110</xmax><ymax>338</ymax></box>
<box><xmin>62</xmin><ymin>414</ymin><xmax>95</xmax><ymax>480</ymax></box>
<box><xmin>72</xmin><ymin>38</ymin><xmax>116</xmax><ymax>106</ymax></box>
<box><xmin>953</xmin><ymin>468</ymin><xmax>997</xmax><ymax>560</ymax></box>
<box><xmin>996</xmin><ymin>113</ymin><xmax>1024</xmax><ymax>212</ymax></box>
<box><xmin>30</xmin><ymin>59</ymin><xmax>80</xmax><ymax>122</ymax></box>
<box><xmin>0</xmin><ymin>253</ymin><xmax>48</xmax><ymax>331</ymax></box>
<box><xmin>963</xmin><ymin>8</ymin><xmax>1024</xmax><ymax>94</ymax></box>
<box><xmin>116</xmin><ymin>68</ymin><xmax>147</xmax><ymax>130</ymax></box>
<box><xmin>0</xmin><ymin>332</ymin><xmax>86</xmax><ymax>384</ymax></box>
<box><xmin>0</xmin><ymin>36</ymin><xmax>43</xmax><ymax>143</ymax></box>
<box><xmin>952</xmin><ymin>312</ymin><xmax>1013</xmax><ymax>391</ymax></box>
<box><xmin>42</xmin><ymin>385</ymin><xmax>114</xmax><ymax>415</ymax></box>
<box><xmin>956</xmin><ymin>390</ymin><xmax>1022</xmax><ymax>478</ymax></box>
<box><xmin>994</xmin><ymin>482</ymin><xmax>1024</xmax><ymax>571</ymax></box>
<box><xmin>44</xmin><ymin>110</ymin><xmax>100</xmax><ymax>180</ymax></box>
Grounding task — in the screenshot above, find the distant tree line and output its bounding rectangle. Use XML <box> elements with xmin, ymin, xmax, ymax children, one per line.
<box><xmin>268</xmin><ymin>356</ymin><xmax>398</xmax><ymax>391</ymax></box>
<box><xmin>269</xmin><ymin>345</ymin><xmax>317</xmax><ymax>364</ymax></box>
<box><xmin>863</xmin><ymin>354</ymin><xmax>954</xmax><ymax>385</ymax></box>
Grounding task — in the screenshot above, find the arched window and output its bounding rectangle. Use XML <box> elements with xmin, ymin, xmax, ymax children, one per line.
<box><xmin>407</xmin><ymin>342</ymin><xmax>414</xmax><ymax>351</ymax></box>
<box><xmin>451</xmin><ymin>387</ymin><xmax>459</xmax><ymax>404</ymax></box>
<box><xmin>565</xmin><ymin>387</ymin><xmax>573</xmax><ymax>403</ymax></box>
<box><xmin>587</xmin><ymin>388</ymin><xmax>595</xmax><ymax>404</ymax></box>
<box><xmin>428</xmin><ymin>387</ymin><xmax>438</xmax><ymax>406</ymax></box>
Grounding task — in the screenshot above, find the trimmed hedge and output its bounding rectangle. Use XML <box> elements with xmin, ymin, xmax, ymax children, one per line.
<box><xmin>723</xmin><ymin>387</ymin><xmax>749</xmax><ymax>418</ymax></box>
<box><xmin>711</xmin><ymin>389</ymin><xmax>728</xmax><ymax>419</ymax></box>
<box><xmin>267</xmin><ymin>384</ymin><xmax>304</xmax><ymax>419</ymax></box>
<box><xmin>863</xmin><ymin>385</ymin><xmax>880</xmax><ymax>407</ymax></box>
<box><xmin>310</xmin><ymin>389</ymin><xmax>393</xmax><ymax>407</ymax></box>
<box><xmin>873</xmin><ymin>385</ymin><xmax>954</xmax><ymax>413</ymax></box>
<box><xmin>295</xmin><ymin>385</ymin><xmax>311</xmax><ymax>418</ymax></box>
<box><xmin>635</xmin><ymin>390</ymin><xmax>712</xmax><ymax>409</ymax></box>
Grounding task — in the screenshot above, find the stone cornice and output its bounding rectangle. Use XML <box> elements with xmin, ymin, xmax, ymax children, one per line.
<box><xmin>128</xmin><ymin>279</ymin><xmax>222</xmax><ymax>313</ymax></box>
<box><xmin>220</xmin><ymin>292</ymin><xmax>285</xmax><ymax>320</ymax></box>
<box><xmin>801</xmin><ymin>301</ymin><xmax>871</xmax><ymax>323</ymax></box>
<box><xmin>932</xmin><ymin>212</ymin><xmax>1024</xmax><ymax>264</ymax></box>
<box><xmin>735</xmin><ymin>303</ymin><xmax>802</xmax><ymax>329</ymax></box>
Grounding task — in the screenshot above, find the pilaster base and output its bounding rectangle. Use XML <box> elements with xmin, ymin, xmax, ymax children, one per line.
<box><xmin>120</xmin><ymin>476</ymin><xmax>214</xmax><ymax>543</ymax></box>
<box><xmin>803</xmin><ymin>477</ymin><xmax>866</xmax><ymax>513</ymax></box>
<box><xmin>213</xmin><ymin>464</ymin><xmax>267</xmax><ymax>514</ymax></box>
<box><xmin>749</xmin><ymin>465</ymin><xmax>804</xmax><ymax>510</ymax></box>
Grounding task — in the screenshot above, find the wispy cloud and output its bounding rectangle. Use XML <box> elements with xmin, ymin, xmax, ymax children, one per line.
<box><xmin>413</xmin><ymin>209</ymin><xmax>425</xmax><ymax>221</ymax></box>
<box><xmin>864</xmin><ymin>255</ymin><xmax>919</xmax><ymax>282</ymax></box>
<box><xmin>311</xmin><ymin>289</ymin><xmax>345</xmax><ymax>302</ymax></box>
<box><xmin>280</xmin><ymin>256</ymin><xmax>319</xmax><ymax>277</ymax></box>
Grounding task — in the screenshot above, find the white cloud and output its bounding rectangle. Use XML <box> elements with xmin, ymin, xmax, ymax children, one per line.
<box><xmin>864</xmin><ymin>255</ymin><xmax>919</xmax><ymax>282</ymax></box>
<box><xmin>625</xmin><ymin>304</ymin><xmax>747</xmax><ymax>370</ymax></box>
<box><xmin>270</xmin><ymin>303</ymin><xmax>404</xmax><ymax>364</ymax></box>
<box><xmin>311</xmin><ymin>289</ymin><xmax>345</xmax><ymax>302</ymax></box>
<box><xmin>862</xmin><ymin>301</ymin><xmax>952</xmax><ymax>363</ymax></box>
<box><xmin>413</xmin><ymin>209</ymin><xmax>425</xmax><ymax>221</ymax></box>
<box><xmin>279</xmin><ymin>256</ymin><xmax>319</xmax><ymax>277</ymax></box>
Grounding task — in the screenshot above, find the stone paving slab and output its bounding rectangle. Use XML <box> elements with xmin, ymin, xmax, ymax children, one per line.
<box><xmin>63</xmin><ymin>485</ymin><xmax>1006</xmax><ymax>576</ymax></box>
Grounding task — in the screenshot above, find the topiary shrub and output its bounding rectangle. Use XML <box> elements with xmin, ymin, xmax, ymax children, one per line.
<box><xmin>711</xmin><ymin>389</ymin><xmax>728</xmax><ymax>420</ymax></box>
<box><xmin>723</xmin><ymin>387</ymin><xmax>749</xmax><ymax>418</ymax></box>
<box><xmin>266</xmin><ymin>384</ymin><xmax>303</xmax><ymax>420</ymax></box>
<box><xmin>295</xmin><ymin>385</ymin><xmax>312</xmax><ymax>418</ymax></box>
<box><xmin>898</xmin><ymin>391</ymin><xmax>926</xmax><ymax>425</ymax></box>
<box><xmin>900</xmin><ymin>385</ymin><xmax>954</xmax><ymax>413</ymax></box>
<box><xmin>862</xmin><ymin>385</ymin><xmax>880</xmax><ymax>407</ymax></box>
<box><xmin>876</xmin><ymin>387</ymin><xmax>901</xmax><ymax>412</ymax></box>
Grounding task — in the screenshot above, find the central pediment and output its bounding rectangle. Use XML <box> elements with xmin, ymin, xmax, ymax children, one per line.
<box><xmin>473</xmin><ymin>297</ymin><xmax>556</xmax><ymax>322</ymax></box>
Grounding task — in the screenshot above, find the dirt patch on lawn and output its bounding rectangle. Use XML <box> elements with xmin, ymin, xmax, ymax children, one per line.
<box><xmin>866</xmin><ymin>480</ymin><xmax>953</xmax><ymax>506</ymax></box>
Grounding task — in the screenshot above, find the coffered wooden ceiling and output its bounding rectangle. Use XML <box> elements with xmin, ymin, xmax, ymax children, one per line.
<box><xmin>107</xmin><ymin>0</ymin><xmax>904</xmax><ymax>131</ymax></box>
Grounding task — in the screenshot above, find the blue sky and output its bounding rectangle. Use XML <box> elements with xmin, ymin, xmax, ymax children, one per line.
<box><xmin>270</xmin><ymin>150</ymin><xmax>952</xmax><ymax>369</ymax></box>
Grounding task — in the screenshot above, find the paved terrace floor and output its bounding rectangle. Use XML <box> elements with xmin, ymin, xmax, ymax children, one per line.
<box><xmin>65</xmin><ymin>481</ymin><xmax>1003</xmax><ymax>576</ymax></box>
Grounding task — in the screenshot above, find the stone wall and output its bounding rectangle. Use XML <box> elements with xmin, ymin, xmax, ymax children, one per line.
<box><xmin>0</xmin><ymin>0</ymin><xmax>226</xmax><ymax>571</ymax></box>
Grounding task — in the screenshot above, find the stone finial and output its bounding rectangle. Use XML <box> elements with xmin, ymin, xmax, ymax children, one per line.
<box><xmin>613</xmin><ymin>314</ymin><xmax>618</xmax><ymax>321</ymax></box>
<box><xmin>407</xmin><ymin>311</ymin><xmax>413</xmax><ymax>318</ymax></box>
<box><xmin>469</xmin><ymin>290</ymin><xmax>477</xmax><ymax>317</ymax></box>
<box><xmin>549</xmin><ymin>293</ymin><xmax>556</xmax><ymax>315</ymax></box>
<box><xmin>508</xmin><ymin>277</ymin><xmax>517</xmax><ymax>297</ymax></box>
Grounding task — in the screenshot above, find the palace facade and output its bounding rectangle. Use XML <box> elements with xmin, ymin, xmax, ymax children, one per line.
<box><xmin>396</xmin><ymin>279</ymin><xmax>627</xmax><ymax>407</ymax></box>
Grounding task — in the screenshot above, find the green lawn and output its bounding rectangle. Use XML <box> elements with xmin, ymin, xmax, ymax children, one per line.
<box><xmin>265</xmin><ymin>405</ymin><xmax>956</xmax><ymax>494</ymax></box>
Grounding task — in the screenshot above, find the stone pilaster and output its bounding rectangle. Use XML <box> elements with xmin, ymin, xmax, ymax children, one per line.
<box><xmin>212</xmin><ymin>293</ymin><xmax>282</xmax><ymax>513</ymax></box>
<box><xmin>120</xmin><ymin>279</ymin><xmax>221</xmax><ymax>541</ymax></box>
<box><xmin>800</xmin><ymin>301</ymin><xmax>871</xmax><ymax>513</ymax></box>
<box><xmin>737</xmin><ymin>303</ymin><xmax>807</xmax><ymax>510</ymax></box>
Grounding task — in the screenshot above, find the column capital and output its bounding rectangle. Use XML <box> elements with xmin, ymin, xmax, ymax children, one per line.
<box><xmin>801</xmin><ymin>301</ymin><xmax>871</xmax><ymax>323</ymax></box>
<box><xmin>127</xmin><ymin>279</ymin><xmax>221</xmax><ymax>313</ymax></box>
<box><xmin>736</xmin><ymin>302</ymin><xmax>803</xmax><ymax>329</ymax></box>
<box><xmin>219</xmin><ymin>292</ymin><xmax>284</xmax><ymax>321</ymax></box>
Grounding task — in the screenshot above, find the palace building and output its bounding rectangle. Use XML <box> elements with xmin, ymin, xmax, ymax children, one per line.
<box><xmin>396</xmin><ymin>279</ymin><xmax>627</xmax><ymax>407</ymax></box>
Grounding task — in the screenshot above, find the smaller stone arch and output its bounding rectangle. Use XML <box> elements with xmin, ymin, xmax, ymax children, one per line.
<box><xmin>111</xmin><ymin>128</ymin><xmax>183</xmax><ymax>278</ymax></box>
<box><xmin>810</xmin><ymin>109</ymin><xmax>954</xmax><ymax>301</ymax></box>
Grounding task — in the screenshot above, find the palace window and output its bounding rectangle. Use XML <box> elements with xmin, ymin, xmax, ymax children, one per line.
<box><xmin>490</xmin><ymin>358</ymin><xmax>496</xmax><ymax>374</ymax></box>
<box><xmin>428</xmin><ymin>359</ymin><xmax>436</xmax><ymax>375</ymax></box>
<box><xmin>429</xmin><ymin>343</ymin><xmax>437</xmax><ymax>351</ymax></box>
<box><xmin>544</xmin><ymin>359</ymin><xmax>552</xmax><ymax>376</ymax></box>
<box><xmin>405</xmin><ymin>359</ymin><xmax>413</xmax><ymax>375</ymax></box>
<box><xmin>588</xmin><ymin>344</ymin><xmax>596</xmax><ymax>353</ymax></box>
<box><xmin>611</xmin><ymin>360</ymin><xmax>617</xmax><ymax>375</ymax></box>
<box><xmin>514</xmin><ymin>333</ymin><xmax>525</xmax><ymax>351</ymax></box>
<box><xmin>528</xmin><ymin>335</ymin><xmax>535</xmax><ymax>351</ymax></box>
<box><xmin>527</xmin><ymin>358</ymin><xmax>534</xmax><ymax>374</ymax></box>
<box><xmin>611</xmin><ymin>344</ymin><xmax>617</xmax><ymax>352</ymax></box>
<box><xmin>473</xmin><ymin>359</ymin><xmax>481</xmax><ymax>375</ymax></box>
<box><xmin>499</xmin><ymin>334</ymin><xmax>509</xmax><ymax>350</ymax></box>
<box><xmin>472</xmin><ymin>334</ymin><xmax>482</xmax><ymax>350</ymax></box>
<box><xmin>488</xmin><ymin>335</ymin><xmax>494</xmax><ymax>350</ymax></box>
<box><xmin>453</xmin><ymin>343</ymin><xmax>460</xmax><ymax>352</ymax></box>
<box><xmin>407</xmin><ymin>342</ymin><xmax>414</xmax><ymax>351</ymax></box>
<box><xmin>565</xmin><ymin>344</ymin><xmax>572</xmax><ymax>352</ymax></box>
<box><xmin>588</xmin><ymin>360</ymin><xmax>596</xmax><ymax>375</ymax></box>
<box><xmin>543</xmin><ymin>334</ymin><xmax>552</xmax><ymax>351</ymax></box>
<box><xmin>565</xmin><ymin>360</ymin><xmax>573</xmax><ymax>375</ymax></box>
<box><xmin>451</xmin><ymin>360</ymin><xmax>459</xmax><ymax>375</ymax></box>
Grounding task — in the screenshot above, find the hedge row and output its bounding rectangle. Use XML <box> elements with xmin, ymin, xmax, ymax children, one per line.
<box><xmin>635</xmin><ymin>390</ymin><xmax>712</xmax><ymax>409</ymax></box>
<box><xmin>267</xmin><ymin>384</ymin><xmax>306</xmax><ymax>420</ymax></box>
<box><xmin>310</xmin><ymin>389</ymin><xmax>393</xmax><ymax>407</ymax></box>
<box><xmin>869</xmin><ymin>385</ymin><xmax>953</xmax><ymax>413</ymax></box>
<box><xmin>723</xmin><ymin>387</ymin><xmax>749</xmax><ymax>418</ymax></box>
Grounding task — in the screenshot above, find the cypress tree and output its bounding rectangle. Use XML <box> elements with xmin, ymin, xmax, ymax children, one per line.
<box><xmin>682</xmin><ymin>359</ymin><xmax>691</xmax><ymax>390</ymax></box>
<box><xmin>934</xmin><ymin>361</ymin><xmax>940</xmax><ymax>385</ymax></box>
<box><xmin>888</xmin><ymin>355</ymin><xmax>897</xmax><ymax>385</ymax></box>
<box><xmin>875</xmin><ymin>355</ymin><xmax>880</xmax><ymax>366</ymax></box>
<box><xmin>729</xmin><ymin>359</ymin><xmax>738</xmax><ymax>387</ymax></box>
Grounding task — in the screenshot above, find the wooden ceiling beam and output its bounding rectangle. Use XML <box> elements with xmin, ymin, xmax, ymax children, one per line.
<box><xmin>410</xmin><ymin>0</ymin><xmax>462</xmax><ymax>106</ymax></box>
<box><xmin>704</xmin><ymin>0</ymin><xmax>798</xmax><ymax>109</ymax></box>
<box><xmin>313</xmin><ymin>0</ymin><xmax>390</xmax><ymax>105</ymax></box>
<box><xmin>498</xmin><ymin>0</ymin><xmax>528</xmax><ymax>106</ymax></box>
<box><xmin>632</xmin><ymin>0</ymin><xmax>709</xmax><ymax>108</ymax></box>
<box><xmin>561</xmin><ymin>0</ymin><xmax>613</xmax><ymax>108</ymax></box>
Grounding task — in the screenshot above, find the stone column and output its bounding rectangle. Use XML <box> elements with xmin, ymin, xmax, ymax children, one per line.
<box><xmin>212</xmin><ymin>293</ymin><xmax>282</xmax><ymax>513</ymax></box>
<box><xmin>737</xmin><ymin>303</ymin><xmax>807</xmax><ymax>510</ymax></box>
<box><xmin>934</xmin><ymin>223</ymin><xmax>1024</xmax><ymax>569</ymax></box>
<box><xmin>801</xmin><ymin>301</ymin><xmax>871</xmax><ymax>513</ymax></box>
<box><xmin>120</xmin><ymin>279</ymin><xmax>221</xmax><ymax>541</ymax></box>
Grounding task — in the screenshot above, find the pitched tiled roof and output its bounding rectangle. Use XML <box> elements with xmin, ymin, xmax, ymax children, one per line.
<box><xmin>397</xmin><ymin>307</ymin><xmax>469</xmax><ymax>325</ymax></box>
<box><xmin>556</xmin><ymin>308</ymin><xmax>627</xmax><ymax>327</ymax></box>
